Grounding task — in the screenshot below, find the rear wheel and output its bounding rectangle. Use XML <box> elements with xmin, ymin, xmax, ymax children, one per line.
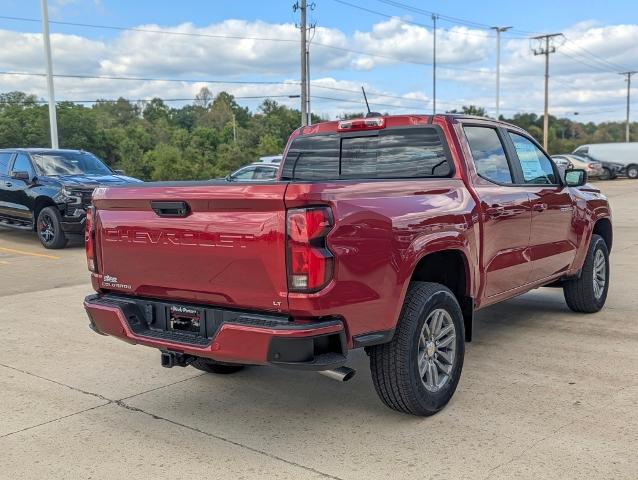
<box><xmin>626</xmin><ymin>164</ymin><xmax>638</xmax><ymax>179</ymax></box>
<box><xmin>36</xmin><ymin>206</ymin><xmax>67</xmax><ymax>249</ymax></box>
<box><xmin>369</xmin><ymin>282</ymin><xmax>465</xmax><ymax>416</ymax></box>
<box><xmin>191</xmin><ymin>358</ymin><xmax>245</xmax><ymax>374</ymax></box>
<box><xmin>563</xmin><ymin>234</ymin><xmax>609</xmax><ymax>313</ymax></box>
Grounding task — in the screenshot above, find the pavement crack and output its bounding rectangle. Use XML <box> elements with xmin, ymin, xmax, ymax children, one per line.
<box><xmin>0</xmin><ymin>402</ymin><xmax>111</xmax><ymax>438</ymax></box>
<box><xmin>0</xmin><ymin>362</ymin><xmax>111</xmax><ymax>402</ymax></box>
<box><xmin>481</xmin><ymin>415</ymin><xmax>591</xmax><ymax>479</ymax></box>
<box><xmin>113</xmin><ymin>399</ymin><xmax>346</xmax><ymax>480</ymax></box>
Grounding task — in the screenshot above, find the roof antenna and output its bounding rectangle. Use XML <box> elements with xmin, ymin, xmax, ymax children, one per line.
<box><xmin>362</xmin><ymin>86</ymin><xmax>371</xmax><ymax>115</ymax></box>
<box><xmin>361</xmin><ymin>87</ymin><xmax>382</xmax><ymax>118</ymax></box>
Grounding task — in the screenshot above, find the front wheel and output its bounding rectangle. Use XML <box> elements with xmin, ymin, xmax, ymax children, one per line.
<box><xmin>563</xmin><ymin>234</ymin><xmax>609</xmax><ymax>313</ymax></box>
<box><xmin>369</xmin><ymin>282</ymin><xmax>465</xmax><ymax>416</ymax></box>
<box><xmin>626</xmin><ymin>164</ymin><xmax>638</xmax><ymax>179</ymax></box>
<box><xmin>37</xmin><ymin>206</ymin><xmax>68</xmax><ymax>249</ymax></box>
<box><xmin>600</xmin><ymin>167</ymin><xmax>613</xmax><ymax>180</ymax></box>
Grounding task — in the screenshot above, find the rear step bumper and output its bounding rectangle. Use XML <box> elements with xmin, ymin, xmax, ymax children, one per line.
<box><xmin>84</xmin><ymin>294</ymin><xmax>347</xmax><ymax>370</ymax></box>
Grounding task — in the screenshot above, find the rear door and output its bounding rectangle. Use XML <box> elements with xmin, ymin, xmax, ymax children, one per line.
<box><xmin>93</xmin><ymin>182</ymin><xmax>290</xmax><ymax>312</ymax></box>
<box><xmin>0</xmin><ymin>151</ymin><xmax>14</xmax><ymax>218</ymax></box>
<box><xmin>462</xmin><ymin>125</ymin><xmax>533</xmax><ymax>298</ymax></box>
<box><xmin>505</xmin><ymin>131</ymin><xmax>576</xmax><ymax>282</ymax></box>
<box><xmin>4</xmin><ymin>153</ymin><xmax>36</xmax><ymax>221</ymax></box>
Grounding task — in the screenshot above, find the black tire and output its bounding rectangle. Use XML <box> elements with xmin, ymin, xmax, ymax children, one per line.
<box><xmin>191</xmin><ymin>358</ymin><xmax>245</xmax><ymax>374</ymax></box>
<box><xmin>600</xmin><ymin>167</ymin><xmax>613</xmax><ymax>180</ymax></box>
<box><xmin>563</xmin><ymin>234</ymin><xmax>609</xmax><ymax>313</ymax></box>
<box><xmin>369</xmin><ymin>282</ymin><xmax>465</xmax><ymax>416</ymax></box>
<box><xmin>626</xmin><ymin>164</ymin><xmax>638</xmax><ymax>179</ymax></box>
<box><xmin>36</xmin><ymin>206</ymin><xmax>68</xmax><ymax>249</ymax></box>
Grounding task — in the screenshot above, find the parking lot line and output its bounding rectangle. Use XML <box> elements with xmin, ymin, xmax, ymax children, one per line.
<box><xmin>0</xmin><ymin>246</ymin><xmax>60</xmax><ymax>260</ymax></box>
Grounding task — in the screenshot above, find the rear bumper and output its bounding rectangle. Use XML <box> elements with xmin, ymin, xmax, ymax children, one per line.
<box><xmin>84</xmin><ymin>294</ymin><xmax>347</xmax><ymax>370</ymax></box>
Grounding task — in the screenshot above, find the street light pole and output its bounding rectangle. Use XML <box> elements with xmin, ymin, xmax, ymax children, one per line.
<box><xmin>40</xmin><ymin>0</ymin><xmax>58</xmax><ymax>149</ymax></box>
<box><xmin>431</xmin><ymin>14</ymin><xmax>438</xmax><ymax>115</ymax></box>
<box><xmin>491</xmin><ymin>26</ymin><xmax>512</xmax><ymax>119</ymax></box>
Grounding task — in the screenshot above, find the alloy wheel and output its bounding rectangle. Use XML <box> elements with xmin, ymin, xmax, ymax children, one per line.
<box><xmin>593</xmin><ymin>249</ymin><xmax>607</xmax><ymax>300</ymax></box>
<box><xmin>39</xmin><ymin>213</ymin><xmax>55</xmax><ymax>244</ymax></box>
<box><xmin>417</xmin><ymin>308</ymin><xmax>457</xmax><ymax>392</ymax></box>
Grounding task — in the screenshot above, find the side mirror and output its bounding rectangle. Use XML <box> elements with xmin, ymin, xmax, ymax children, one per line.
<box><xmin>114</xmin><ymin>169</ymin><xmax>125</xmax><ymax>175</ymax></box>
<box><xmin>225</xmin><ymin>174</ymin><xmax>234</xmax><ymax>182</ymax></box>
<box><xmin>11</xmin><ymin>171</ymin><xmax>31</xmax><ymax>182</ymax></box>
<box><xmin>565</xmin><ymin>169</ymin><xmax>587</xmax><ymax>187</ymax></box>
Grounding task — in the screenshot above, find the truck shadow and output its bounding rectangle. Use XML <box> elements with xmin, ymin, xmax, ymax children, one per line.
<box><xmin>0</xmin><ymin>226</ymin><xmax>84</xmax><ymax>249</ymax></box>
<box><xmin>130</xmin><ymin>288</ymin><xmax>576</xmax><ymax>426</ymax></box>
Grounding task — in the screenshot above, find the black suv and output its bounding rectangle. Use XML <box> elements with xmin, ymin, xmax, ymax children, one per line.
<box><xmin>0</xmin><ymin>148</ymin><xmax>141</xmax><ymax>248</ymax></box>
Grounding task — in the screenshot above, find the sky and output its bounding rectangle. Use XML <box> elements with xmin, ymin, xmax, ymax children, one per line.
<box><xmin>0</xmin><ymin>0</ymin><xmax>637</xmax><ymax>122</ymax></box>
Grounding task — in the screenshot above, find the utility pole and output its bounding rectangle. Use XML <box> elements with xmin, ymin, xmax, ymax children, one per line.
<box><xmin>294</xmin><ymin>0</ymin><xmax>308</xmax><ymax>126</ymax></box>
<box><xmin>532</xmin><ymin>33</ymin><xmax>562</xmax><ymax>150</ymax></box>
<box><xmin>620</xmin><ymin>71</ymin><xmax>637</xmax><ymax>142</ymax></box>
<box><xmin>40</xmin><ymin>0</ymin><xmax>58</xmax><ymax>149</ymax></box>
<box><xmin>432</xmin><ymin>14</ymin><xmax>438</xmax><ymax>115</ymax></box>
<box><xmin>491</xmin><ymin>26</ymin><xmax>512</xmax><ymax>119</ymax></box>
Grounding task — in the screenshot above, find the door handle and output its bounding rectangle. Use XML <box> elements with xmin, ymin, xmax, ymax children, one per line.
<box><xmin>486</xmin><ymin>205</ymin><xmax>505</xmax><ymax>218</ymax></box>
<box><xmin>5</xmin><ymin>182</ymin><xmax>12</xmax><ymax>187</ymax></box>
<box><xmin>532</xmin><ymin>203</ymin><xmax>548</xmax><ymax>212</ymax></box>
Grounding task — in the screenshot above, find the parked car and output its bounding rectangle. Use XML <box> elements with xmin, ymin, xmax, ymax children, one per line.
<box><xmin>552</xmin><ymin>154</ymin><xmax>604</xmax><ymax>178</ymax></box>
<box><xmin>573</xmin><ymin>143</ymin><xmax>638</xmax><ymax>179</ymax></box>
<box><xmin>226</xmin><ymin>163</ymin><xmax>279</xmax><ymax>181</ymax></box>
<box><xmin>0</xmin><ymin>148</ymin><xmax>140</xmax><ymax>248</ymax></box>
<box><xmin>84</xmin><ymin>114</ymin><xmax>612</xmax><ymax>416</ymax></box>
<box><xmin>255</xmin><ymin>154</ymin><xmax>283</xmax><ymax>164</ymax></box>
<box><xmin>551</xmin><ymin>155</ymin><xmax>573</xmax><ymax>170</ymax></box>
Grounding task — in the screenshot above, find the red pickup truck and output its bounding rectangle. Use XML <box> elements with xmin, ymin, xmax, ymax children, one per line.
<box><xmin>84</xmin><ymin>114</ymin><xmax>612</xmax><ymax>416</ymax></box>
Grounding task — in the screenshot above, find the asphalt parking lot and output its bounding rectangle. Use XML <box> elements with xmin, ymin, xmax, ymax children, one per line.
<box><xmin>1</xmin><ymin>180</ymin><xmax>637</xmax><ymax>479</ymax></box>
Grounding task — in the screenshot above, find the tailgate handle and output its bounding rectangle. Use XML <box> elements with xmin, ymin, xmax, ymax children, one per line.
<box><xmin>151</xmin><ymin>201</ymin><xmax>190</xmax><ymax>217</ymax></box>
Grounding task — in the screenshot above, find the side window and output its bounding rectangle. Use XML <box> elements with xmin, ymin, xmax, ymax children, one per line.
<box><xmin>253</xmin><ymin>167</ymin><xmax>276</xmax><ymax>180</ymax></box>
<box><xmin>0</xmin><ymin>152</ymin><xmax>12</xmax><ymax>175</ymax></box>
<box><xmin>508</xmin><ymin>132</ymin><xmax>557</xmax><ymax>185</ymax></box>
<box><xmin>232</xmin><ymin>167</ymin><xmax>256</xmax><ymax>180</ymax></box>
<box><xmin>12</xmin><ymin>153</ymin><xmax>34</xmax><ymax>176</ymax></box>
<box><xmin>464</xmin><ymin>126</ymin><xmax>513</xmax><ymax>184</ymax></box>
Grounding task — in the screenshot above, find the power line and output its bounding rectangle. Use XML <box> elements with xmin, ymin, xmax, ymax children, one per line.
<box><xmin>562</xmin><ymin>35</ymin><xmax>630</xmax><ymax>72</ymax></box>
<box><xmin>331</xmin><ymin>0</ymin><xmax>496</xmax><ymax>39</ymax></box>
<box><xmin>0</xmin><ymin>15</ymin><xmax>299</xmax><ymax>44</ymax></box>
<box><xmin>0</xmin><ymin>13</ymin><xmax>533</xmax><ymax>78</ymax></box>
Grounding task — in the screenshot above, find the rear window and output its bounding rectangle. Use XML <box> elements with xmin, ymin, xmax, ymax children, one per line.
<box><xmin>282</xmin><ymin>126</ymin><xmax>451</xmax><ymax>180</ymax></box>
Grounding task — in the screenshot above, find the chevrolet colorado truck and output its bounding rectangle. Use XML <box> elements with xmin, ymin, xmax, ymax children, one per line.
<box><xmin>84</xmin><ymin>114</ymin><xmax>612</xmax><ymax>416</ymax></box>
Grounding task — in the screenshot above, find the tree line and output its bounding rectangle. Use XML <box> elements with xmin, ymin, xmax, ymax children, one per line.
<box><xmin>0</xmin><ymin>89</ymin><xmax>634</xmax><ymax>181</ymax></box>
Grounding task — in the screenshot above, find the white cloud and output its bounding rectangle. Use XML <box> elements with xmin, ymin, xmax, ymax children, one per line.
<box><xmin>0</xmin><ymin>17</ymin><xmax>636</xmax><ymax>121</ymax></box>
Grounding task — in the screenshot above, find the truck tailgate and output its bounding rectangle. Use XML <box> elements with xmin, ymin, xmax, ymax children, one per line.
<box><xmin>92</xmin><ymin>182</ymin><xmax>289</xmax><ymax>313</ymax></box>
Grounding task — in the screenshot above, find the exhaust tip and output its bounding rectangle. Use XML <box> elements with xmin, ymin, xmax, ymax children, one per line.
<box><xmin>319</xmin><ymin>366</ymin><xmax>356</xmax><ymax>382</ymax></box>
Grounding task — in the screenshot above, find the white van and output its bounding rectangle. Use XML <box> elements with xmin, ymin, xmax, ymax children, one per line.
<box><xmin>572</xmin><ymin>143</ymin><xmax>638</xmax><ymax>179</ymax></box>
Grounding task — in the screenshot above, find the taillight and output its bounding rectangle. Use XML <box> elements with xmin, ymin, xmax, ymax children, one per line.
<box><xmin>286</xmin><ymin>207</ymin><xmax>334</xmax><ymax>292</ymax></box>
<box><xmin>588</xmin><ymin>163</ymin><xmax>596</xmax><ymax>168</ymax></box>
<box><xmin>85</xmin><ymin>206</ymin><xmax>97</xmax><ymax>272</ymax></box>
